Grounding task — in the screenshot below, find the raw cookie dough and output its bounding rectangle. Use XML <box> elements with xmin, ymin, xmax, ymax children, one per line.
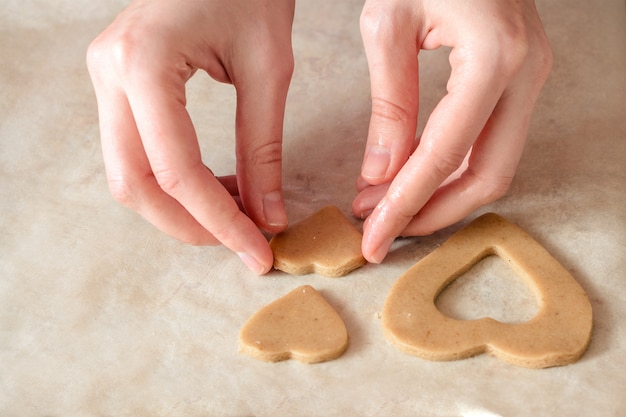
<box><xmin>269</xmin><ymin>205</ymin><xmax>366</xmax><ymax>277</ymax></box>
<box><xmin>382</xmin><ymin>213</ymin><xmax>593</xmax><ymax>368</ymax></box>
<box><xmin>239</xmin><ymin>285</ymin><xmax>349</xmax><ymax>364</ymax></box>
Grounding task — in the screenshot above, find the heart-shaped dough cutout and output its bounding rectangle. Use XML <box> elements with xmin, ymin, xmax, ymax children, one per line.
<box><xmin>382</xmin><ymin>213</ymin><xmax>593</xmax><ymax>368</ymax></box>
<box><xmin>239</xmin><ymin>285</ymin><xmax>349</xmax><ymax>364</ymax></box>
<box><xmin>270</xmin><ymin>206</ymin><xmax>366</xmax><ymax>277</ymax></box>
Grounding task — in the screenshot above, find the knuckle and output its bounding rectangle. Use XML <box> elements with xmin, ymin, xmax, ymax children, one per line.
<box><xmin>472</xmin><ymin>21</ymin><xmax>552</xmax><ymax>89</ymax></box>
<box><xmin>108</xmin><ymin>33</ymin><xmax>146</xmax><ymax>74</ymax></box>
<box><xmin>494</xmin><ymin>20</ymin><xmax>552</xmax><ymax>81</ymax></box>
<box><xmin>360</xmin><ymin>3</ymin><xmax>414</xmax><ymax>45</ymax></box>
<box><xmin>252</xmin><ymin>43</ymin><xmax>294</xmax><ymax>87</ymax></box>
<box><xmin>371</xmin><ymin>96</ymin><xmax>416</xmax><ymax>125</ymax></box>
<box><xmin>86</xmin><ymin>36</ymin><xmax>122</xmax><ymax>82</ymax></box>
<box><xmin>502</xmin><ymin>47</ymin><xmax>529</xmax><ymax>78</ymax></box>
<box><xmin>271</xmin><ymin>53</ymin><xmax>295</xmax><ymax>84</ymax></box>
<box><xmin>426</xmin><ymin>147</ymin><xmax>466</xmax><ymax>183</ymax></box>
<box><xmin>481</xmin><ymin>42</ymin><xmax>526</xmax><ymax>81</ymax></box>
<box><xmin>85</xmin><ymin>38</ymin><xmax>105</xmax><ymax>74</ymax></box>
<box><xmin>466</xmin><ymin>21</ymin><xmax>530</xmax><ymax>80</ymax></box>
<box><xmin>152</xmin><ymin>167</ymin><xmax>184</xmax><ymax>196</ymax></box>
<box><xmin>493</xmin><ymin>16</ymin><xmax>531</xmax><ymax>72</ymax></box>
<box><xmin>359</xmin><ymin>5</ymin><xmax>380</xmax><ymax>38</ymax></box>
<box><xmin>207</xmin><ymin>208</ymin><xmax>244</xmax><ymax>243</ymax></box>
<box><xmin>481</xmin><ymin>178</ymin><xmax>512</xmax><ymax>204</ymax></box>
<box><xmin>106</xmin><ymin>174</ymin><xmax>138</xmax><ymax>208</ymax></box>
<box><xmin>470</xmin><ymin>171</ymin><xmax>513</xmax><ymax>205</ymax></box>
<box><xmin>385</xmin><ymin>189</ymin><xmax>418</xmax><ymax>224</ymax></box>
<box><xmin>86</xmin><ymin>27</ymin><xmax>151</xmax><ymax>79</ymax></box>
<box><xmin>530</xmin><ymin>34</ymin><xmax>553</xmax><ymax>83</ymax></box>
<box><xmin>360</xmin><ymin>4</ymin><xmax>392</xmax><ymax>41</ymax></box>
<box><xmin>239</xmin><ymin>140</ymin><xmax>282</xmax><ymax>168</ymax></box>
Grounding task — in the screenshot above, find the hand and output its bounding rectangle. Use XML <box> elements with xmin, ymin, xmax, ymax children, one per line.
<box><xmin>354</xmin><ymin>0</ymin><xmax>552</xmax><ymax>263</ymax></box>
<box><xmin>87</xmin><ymin>0</ymin><xmax>295</xmax><ymax>274</ymax></box>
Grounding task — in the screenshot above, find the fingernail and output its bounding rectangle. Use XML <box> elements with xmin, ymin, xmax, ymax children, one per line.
<box><xmin>362</xmin><ymin>145</ymin><xmax>390</xmax><ymax>180</ymax></box>
<box><xmin>263</xmin><ymin>191</ymin><xmax>288</xmax><ymax>228</ymax></box>
<box><xmin>370</xmin><ymin>237</ymin><xmax>395</xmax><ymax>264</ymax></box>
<box><xmin>359</xmin><ymin>209</ymin><xmax>373</xmax><ymax>219</ymax></box>
<box><xmin>237</xmin><ymin>252</ymin><xmax>267</xmax><ymax>275</ymax></box>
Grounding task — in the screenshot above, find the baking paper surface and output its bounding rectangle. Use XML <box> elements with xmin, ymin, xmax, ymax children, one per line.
<box><xmin>1</xmin><ymin>0</ymin><xmax>625</xmax><ymax>415</ymax></box>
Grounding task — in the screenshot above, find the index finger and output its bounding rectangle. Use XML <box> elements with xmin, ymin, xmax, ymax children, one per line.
<box><xmin>125</xmin><ymin>56</ymin><xmax>274</xmax><ymax>274</ymax></box>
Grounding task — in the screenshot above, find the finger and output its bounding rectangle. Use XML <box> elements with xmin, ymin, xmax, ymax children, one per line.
<box><xmin>216</xmin><ymin>174</ymin><xmax>244</xmax><ymax>212</ymax></box>
<box><xmin>362</xmin><ymin>42</ymin><xmax>517</xmax><ymax>263</ymax></box>
<box><xmin>216</xmin><ymin>174</ymin><xmax>239</xmax><ymax>197</ymax></box>
<box><xmin>231</xmin><ymin>30</ymin><xmax>294</xmax><ymax>234</ymax></box>
<box><xmin>353</xmin><ymin>142</ymin><xmax>466</xmax><ymax>220</ymax></box>
<box><xmin>354</xmin><ymin>135</ymin><xmax>421</xmax><ymax>212</ymax></box>
<box><xmin>352</xmin><ymin>182</ymin><xmax>389</xmax><ymax>219</ymax></box>
<box><xmin>402</xmin><ymin>65</ymin><xmax>550</xmax><ymax>236</ymax></box>
<box><xmin>204</xmin><ymin>166</ymin><xmax>243</xmax><ymax>209</ymax></box>
<box><xmin>359</xmin><ymin>1</ymin><xmax>420</xmax><ymax>185</ymax></box>
<box><xmin>203</xmin><ymin>165</ymin><xmax>239</xmax><ymax>197</ymax></box>
<box><xmin>125</xmin><ymin>58</ymin><xmax>274</xmax><ymax>274</ymax></box>
<box><xmin>89</xmin><ymin>67</ymin><xmax>221</xmax><ymax>246</ymax></box>
<box><xmin>355</xmin><ymin>175</ymin><xmax>370</xmax><ymax>192</ymax></box>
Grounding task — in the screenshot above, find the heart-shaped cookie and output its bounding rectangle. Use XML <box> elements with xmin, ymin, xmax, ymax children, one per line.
<box><xmin>382</xmin><ymin>213</ymin><xmax>593</xmax><ymax>368</ymax></box>
<box><xmin>269</xmin><ymin>206</ymin><xmax>366</xmax><ymax>277</ymax></box>
<box><xmin>239</xmin><ymin>285</ymin><xmax>349</xmax><ymax>364</ymax></box>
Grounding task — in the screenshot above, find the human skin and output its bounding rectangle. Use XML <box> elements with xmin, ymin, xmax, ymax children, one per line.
<box><xmin>354</xmin><ymin>0</ymin><xmax>552</xmax><ymax>263</ymax></box>
<box><xmin>87</xmin><ymin>0</ymin><xmax>295</xmax><ymax>274</ymax></box>
<box><xmin>87</xmin><ymin>0</ymin><xmax>551</xmax><ymax>274</ymax></box>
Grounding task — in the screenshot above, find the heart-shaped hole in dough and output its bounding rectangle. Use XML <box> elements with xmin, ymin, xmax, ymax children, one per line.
<box><xmin>435</xmin><ymin>254</ymin><xmax>540</xmax><ymax>324</ymax></box>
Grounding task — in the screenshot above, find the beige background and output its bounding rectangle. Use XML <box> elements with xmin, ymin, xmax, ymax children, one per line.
<box><xmin>1</xmin><ymin>0</ymin><xmax>625</xmax><ymax>415</ymax></box>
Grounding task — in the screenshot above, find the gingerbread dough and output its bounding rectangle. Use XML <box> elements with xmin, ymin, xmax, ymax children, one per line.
<box><xmin>382</xmin><ymin>213</ymin><xmax>593</xmax><ymax>368</ymax></box>
<box><xmin>269</xmin><ymin>206</ymin><xmax>366</xmax><ymax>277</ymax></box>
<box><xmin>239</xmin><ymin>285</ymin><xmax>349</xmax><ymax>364</ymax></box>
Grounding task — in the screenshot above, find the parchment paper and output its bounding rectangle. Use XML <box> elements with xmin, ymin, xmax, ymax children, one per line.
<box><xmin>1</xmin><ymin>0</ymin><xmax>625</xmax><ymax>415</ymax></box>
